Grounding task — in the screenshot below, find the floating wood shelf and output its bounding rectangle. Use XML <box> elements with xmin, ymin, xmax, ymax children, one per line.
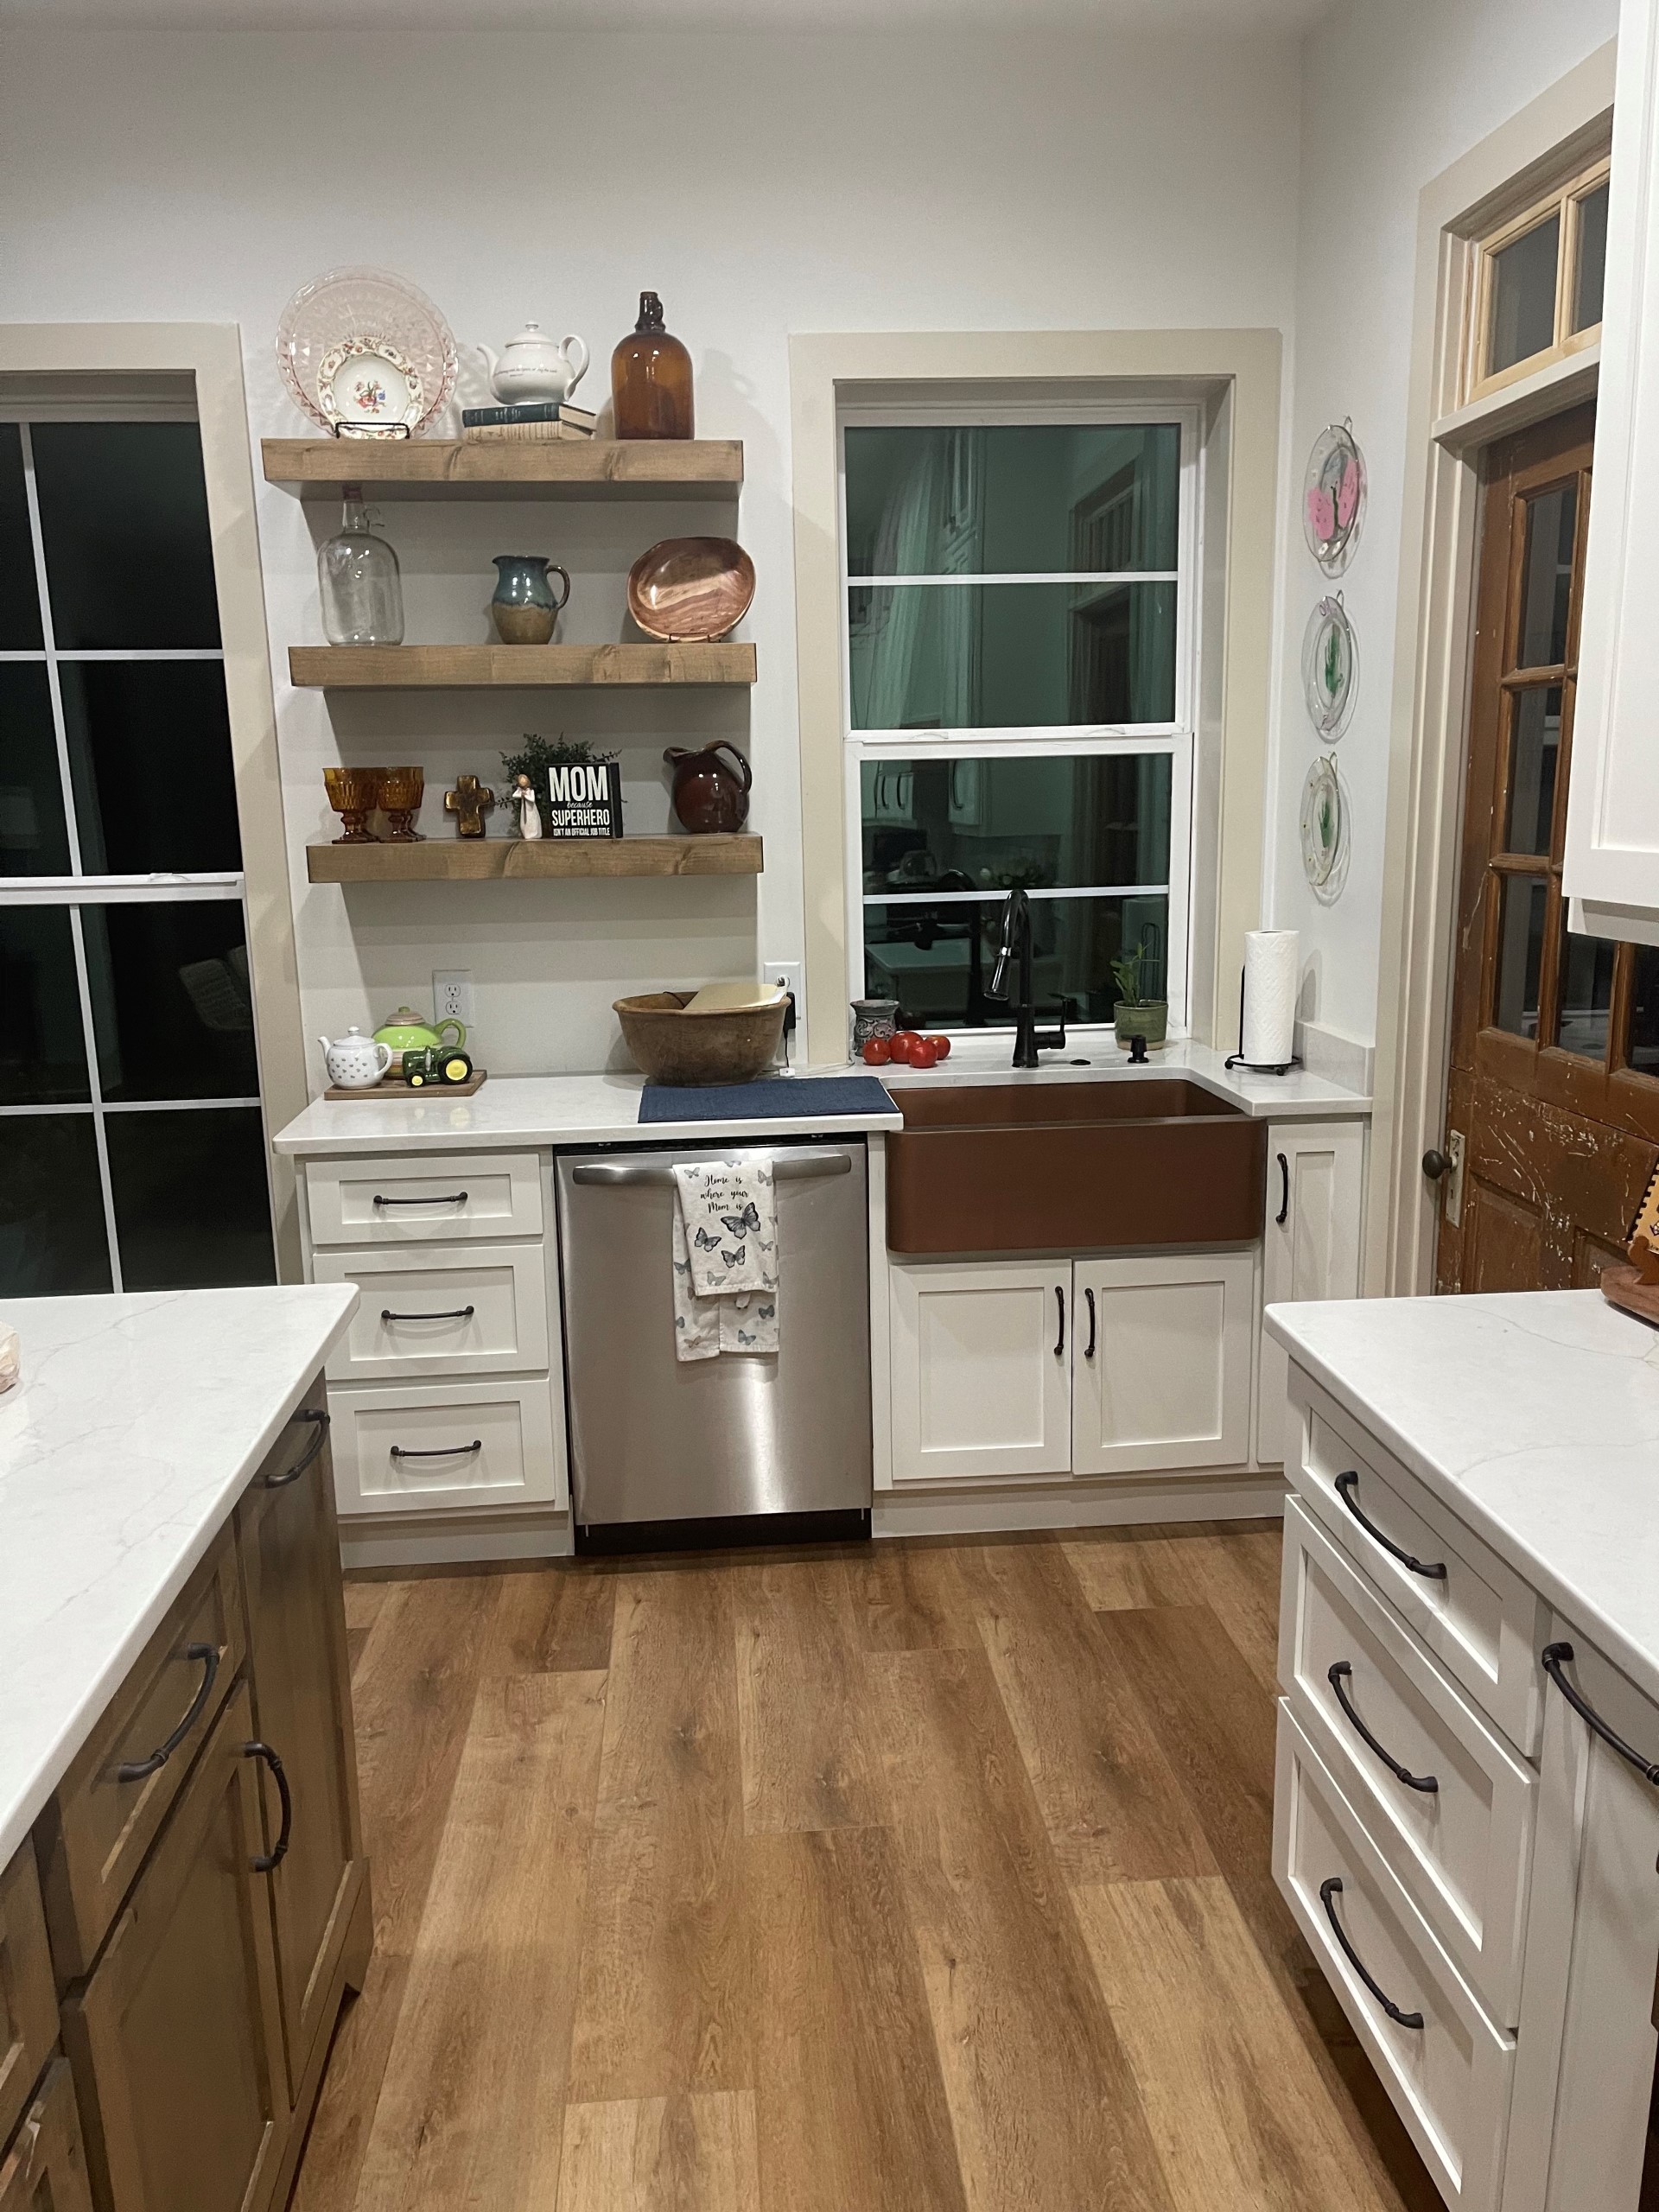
<box><xmin>307</xmin><ymin>834</ymin><xmax>764</xmax><ymax>883</ymax></box>
<box><xmin>263</xmin><ymin>437</ymin><xmax>743</xmax><ymax>501</ymax></box>
<box><xmin>288</xmin><ymin>642</ymin><xmax>756</xmax><ymax>690</ymax></box>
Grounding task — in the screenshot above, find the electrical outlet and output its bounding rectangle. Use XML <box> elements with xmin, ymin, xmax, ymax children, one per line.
<box><xmin>432</xmin><ymin>970</ymin><xmax>472</xmax><ymax>1026</ymax></box>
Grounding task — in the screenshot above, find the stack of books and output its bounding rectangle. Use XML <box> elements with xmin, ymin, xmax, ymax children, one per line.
<box><xmin>461</xmin><ymin>400</ymin><xmax>601</xmax><ymax>444</ymax></box>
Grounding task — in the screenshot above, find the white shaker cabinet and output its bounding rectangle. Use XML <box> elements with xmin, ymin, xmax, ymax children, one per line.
<box><xmin>1256</xmin><ymin>1120</ymin><xmax>1365</xmax><ymax>1467</ymax></box>
<box><xmin>888</xmin><ymin>1259</ymin><xmax>1071</xmax><ymax>1483</ymax></box>
<box><xmin>1071</xmin><ymin>1249</ymin><xmax>1254</xmax><ymax>1477</ymax></box>
<box><xmin>1564</xmin><ymin>0</ymin><xmax>1659</xmax><ymax>941</ymax></box>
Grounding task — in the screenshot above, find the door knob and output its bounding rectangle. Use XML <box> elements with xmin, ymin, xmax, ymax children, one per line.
<box><xmin>1421</xmin><ymin>1149</ymin><xmax>1448</xmax><ymax>1179</ymax></box>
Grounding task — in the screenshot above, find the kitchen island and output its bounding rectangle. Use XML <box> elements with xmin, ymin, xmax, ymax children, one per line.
<box><xmin>0</xmin><ymin>1284</ymin><xmax>365</xmax><ymax>2212</ymax></box>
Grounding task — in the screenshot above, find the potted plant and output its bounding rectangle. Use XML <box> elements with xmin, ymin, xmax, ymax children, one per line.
<box><xmin>1111</xmin><ymin>936</ymin><xmax>1167</xmax><ymax>1052</ymax></box>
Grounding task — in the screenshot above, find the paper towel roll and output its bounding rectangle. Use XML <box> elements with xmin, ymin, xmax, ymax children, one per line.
<box><xmin>1242</xmin><ymin>931</ymin><xmax>1299</xmax><ymax>1067</ymax></box>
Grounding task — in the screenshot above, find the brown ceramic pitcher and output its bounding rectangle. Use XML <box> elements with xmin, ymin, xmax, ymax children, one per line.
<box><xmin>664</xmin><ymin>741</ymin><xmax>752</xmax><ymax>833</ymax></box>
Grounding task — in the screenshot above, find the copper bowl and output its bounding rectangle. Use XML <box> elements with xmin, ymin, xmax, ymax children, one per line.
<box><xmin>614</xmin><ymin>991</ymin><xmax>785</xmax><ymax>1086</ymax></box>
<box><xmin>626</xmin><ymin>537</ymin><xmax>755</xmax><ymax>643</ymax></box>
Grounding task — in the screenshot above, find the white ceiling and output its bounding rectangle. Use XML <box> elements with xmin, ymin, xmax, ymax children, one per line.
<box><xmin>0</xmin><ymin>0</ymin><xmax>1326</xmax><ymax>29</ymax></box>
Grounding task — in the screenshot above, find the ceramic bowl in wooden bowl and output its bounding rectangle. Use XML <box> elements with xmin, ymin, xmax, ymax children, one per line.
<box><xmin>614</xmin><ymin>991</ymin><xmax>785</xmax><ymax>1086</ymax></box>
<box><xmin>626</xmin><ymin>537</ymin><xmax>755</xmax><ymax>643</ymax></box>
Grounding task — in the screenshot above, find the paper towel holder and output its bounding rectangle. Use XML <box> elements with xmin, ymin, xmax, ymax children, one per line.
<box><xmin>1223</xmin><ymin>967</ymin><xmax>1301</xmax><ymax>1077</ymax></box>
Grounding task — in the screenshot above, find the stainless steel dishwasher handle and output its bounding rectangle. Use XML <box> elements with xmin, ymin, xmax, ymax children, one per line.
<box><xmin>571</xmin><ymin>1150</ymin><xmax>852</xmax><ymax>1188</ymax></box>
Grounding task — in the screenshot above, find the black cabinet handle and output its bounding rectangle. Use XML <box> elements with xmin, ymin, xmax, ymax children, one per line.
<box><xmin>243</xmin><ymin>1742</ymin><xmax>292</xmax><ymax>1872</ymax></box>
<box><xmin>1319</xmin><ymin>1878</ymin><xmax>1424</xmax><ymax>2028</ymax></box>
<box><xmin>1084</xmin><ymin>1286</ymin><xmax>1096</xmax><ymax>1361</ymax></box>
<box><xmin>1328</xmin><ymin>1662</ymin><xmax>1439</xmax><ymax>1793</ymax></box>
<box><xmin>1275</xmin><ymin>1152</ymin><xmax>1290</xmax><ymax>1225</ymax></box>
<box><xmin>380</xmin><ymin>1306</ymin><xmax>475</xmax><ymax>1323</ymax></box>
<box><xmin>265</xmin><ymin>1407</ymin><xmax>329</xmax><ymax>1489</ymax></box>
<box><xmin>1054</xmin><ymin>1284</ymin><xmax>1065</xmax><ymax>1358</ymax></box>
<box><xmin>373</xmin><ymin>1191</ymin><xmax>467</xmax><ymax>1208</ymax></box>
<box><xmin>1543</xmin><ymin>1643</ymin><xmax>1659</xmax><ymax>1783</ymax></box>
<box><xmin>389</xmin><ymin>1439</ymin><xmax>483</xmax><ymax>1459</ymax></box>
<box><xmin>115</xmin><ymin>1643</ymin><xmax>219</xmax><ymax>1782</ymax></box>
<box><xmin>1334</xmin><ymin>1471</ymin><xmax>1447</xmax><ymax>1580</ymax></box>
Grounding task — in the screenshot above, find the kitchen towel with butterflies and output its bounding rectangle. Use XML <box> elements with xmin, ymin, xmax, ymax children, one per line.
<box><xmin>670</xmin><ymin>1158</ymin><xmax>779</xmax><ymax>1361</ymax></box>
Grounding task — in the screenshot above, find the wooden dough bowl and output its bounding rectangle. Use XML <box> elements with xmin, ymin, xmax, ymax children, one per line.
<box><xmin>614</xmin><ymin>991</ymin><xmax>785</xmax><ymax>1086</ymax></box>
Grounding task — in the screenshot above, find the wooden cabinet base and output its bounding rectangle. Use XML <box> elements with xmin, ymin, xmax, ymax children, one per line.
<box><xmin>0</xmin><ymin>2058</ymin><xmax>94</xmax><ymax>2212</ymax></box>
<box><xmin>268</xmin><ymin>1868</ymin><xmax>371</xmax><ymax>2212</ymax></box>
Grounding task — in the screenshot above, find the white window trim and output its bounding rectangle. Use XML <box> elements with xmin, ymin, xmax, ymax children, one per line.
<box><xmin>836</xmin><ymin>398</ymin><xmax>1202</xmax><ymax>1039</ymax></box>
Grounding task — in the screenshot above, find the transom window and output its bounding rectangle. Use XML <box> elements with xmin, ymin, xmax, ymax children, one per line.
<box><xmin>840</xmin><ymin>406</ymin><xmax>1198</xmax><ymax>1033</ymax></box>
<box><xmin>1465</xmin><ymin>149</ymin><xmax>1610</xmax><ymax>404</ymax></box>
<box><xmin>0</xmin><ymin>414</ymin><xmax>276</xmax><ymax>1295</ymax></box>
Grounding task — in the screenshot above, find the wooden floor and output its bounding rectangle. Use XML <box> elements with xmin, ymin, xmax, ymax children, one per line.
<box><xmin>293</xmin><ymin>1524</ymin><xmax>1442</xmax><ymax>2212</ymax></box>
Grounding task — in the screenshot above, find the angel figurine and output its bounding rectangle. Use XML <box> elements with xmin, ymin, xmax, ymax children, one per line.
<box><xmin>507</xmin><ymin>772</ymin><xmax>543</xmax><ymax>841</ymax></box>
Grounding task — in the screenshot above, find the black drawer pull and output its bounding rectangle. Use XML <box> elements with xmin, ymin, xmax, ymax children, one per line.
<box><xmin>1319</xmin><ymin>1878</ymin><xmax>1424</xmax><ymax>2029</ymax></box>
<box><xmin>1334</xmin><ymin>1471</ymin><xmax>1447</xmax><ymax>1580</ymax></box>
<box><xmin>1054</xmin><ymin>1284</ymin><xmax>1065</xmax><ymax>1358</ymax></box>
<box><xmin>381</xmin><ymin>1305</ymin><xmax>476</xmax><ymax>1323</ymax></box>
<box><xmin>1276</xmin><ymin>1151</ymin><xmax>1290</xmax><ymax>1225</ymax></box>
<box><xmin>115</xmin><ymin>1643</ymin><xmax>219</xmax><ymax>1782</ymax></box>
<box><xmin>243</xmin><ymin>1741</ymin><xmax>292</xmax><ymax>1872</ymax></box>
<box><xmin>1328</xmin><ymin>1662</ymin><xmax>1439</xmax><ymax>1793</ymax></box>
<box><xmin>265</xmin><ymin>1407</ymin><xmax>329</xmax><ymax>1489</ymax></box>
<box><xmin>1084</xmin><ymin>1286</ymin><xmax>1096</xmax><ymax>1361</ymax></box>
<box><xmin>373</xmin><ymin>1191</ymin><xmax>467</xmax><ymax>1208</ymax></box>
<box><xmin>1543</xmin><ymin>1643</ymin><xmax>1659</xmax><ymax>1783</ymax></box>
<box><xmin>389</xmin><ymin>1439</ymin><xmax>483</xmax><ymax>1459</ymax></box>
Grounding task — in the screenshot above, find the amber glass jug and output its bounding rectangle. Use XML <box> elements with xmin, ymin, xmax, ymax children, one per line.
<box><xmin>612</xmin><ymin>291</ymin><xmax>694</xmax><ymax>441</ymax></box>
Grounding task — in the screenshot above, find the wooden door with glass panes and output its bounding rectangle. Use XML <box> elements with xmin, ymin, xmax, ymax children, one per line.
<box><xmin>1437</xmin><ymin>403</ymin><xmax>1659</xmax><ymax>1292</ymax></box>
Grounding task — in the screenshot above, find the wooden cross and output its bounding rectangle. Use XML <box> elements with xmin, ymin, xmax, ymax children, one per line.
<box><xmin>444</xmin><ymin>774</ymin><xmax>496</xmax><ymax>838</ymax></box>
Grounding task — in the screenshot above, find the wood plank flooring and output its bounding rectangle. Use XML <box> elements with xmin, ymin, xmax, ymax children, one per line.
<box><xmin>293</xmin><ymin>1524</ymin><xmax>1442</xmax><ymax>2212</ymax></box>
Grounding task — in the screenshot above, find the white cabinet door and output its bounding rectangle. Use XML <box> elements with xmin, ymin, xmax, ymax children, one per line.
<box><xmin>1072</xmin><ymin>1249</ymin><xmax>1253</xmax><ymax>1477</ymax></box>
<box><xmin>1257</xmin><ymin>1119</ymin><xmax>1365</xmax><ymax>1466</ymax></box>
<box><xmin>889</xmin><ymin>1260</ymin><xmax>1071</xmax><ymax>1483</ymax></box>
<box><xmin>1565</xmin><ymin>0</ymin><xmax>1659</xmax><ymax>941</ymax></box>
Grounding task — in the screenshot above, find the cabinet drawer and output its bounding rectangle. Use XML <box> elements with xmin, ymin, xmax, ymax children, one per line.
<box><xmin>1274</xmin><ymin>1704</ymin><xmax>1515</xmax><ymax>2212</ymax></box>
<box><xmin>305</xmin><ymin>1151</ymin><xmax>543</xmax><ymax>1246</ymax></box>
<box><xmin>314</xmin><ymin>1243</ymin><xmax>550</xmax><ymax>1380</ymax></box>
<box><xmin>327</xmin><ymin>1376</ymin><xmax>563</xmax><ymax>1516</ymax></box>
<box><xmin>1281</xmin><ymin>1497</ymin><xmax>1535</xmax><ymax>2024</ymax></box>
<box><xmin>0</xmin><ymin>2059</ymin><xmax>93</xmax><ymax>2212</ymax></box>
<box><xmin>0</xmin><ymin>1844</ymin><xmax>56</xmax><ymax>2158</ymax></box>
<box><xmin>35</xmin><ymin>1530</ymin><xmax>245</xmax><ymax>1980</ymax></box>
<box><xmin>1292</xmin><ymin>1375</ymin><xmax>1548</xmax><ymax>1754</ymax></box>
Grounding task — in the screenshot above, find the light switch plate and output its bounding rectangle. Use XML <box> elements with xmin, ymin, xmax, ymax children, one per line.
<box><xmin>433</xmin><ymin>970</ymin><xmax>473</xmax><ymax>1026</ymax></box>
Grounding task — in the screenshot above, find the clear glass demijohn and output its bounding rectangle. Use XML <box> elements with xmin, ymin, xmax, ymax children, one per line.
<box><xmin>318</xmin><ymin>483</ymin><xmax>404</xmax><ymax>645</ymax></box>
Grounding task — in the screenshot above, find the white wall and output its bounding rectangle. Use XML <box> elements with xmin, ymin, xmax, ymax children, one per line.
<box><xmin>1268</xmin><ymin>0</ymin><xmax>1620</xmax><ymax>1048</ymax></box>
<box><xmin>0</xmin><ymin>23</ymin><xmax>1302</xmax><ymax>1080</ymax></box>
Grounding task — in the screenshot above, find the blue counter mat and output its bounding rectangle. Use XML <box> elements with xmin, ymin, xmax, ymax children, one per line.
<box><xmin>638</xmin><ymin>1075</ymin><xmax>895</xmax><ymax>1123</ymax></box>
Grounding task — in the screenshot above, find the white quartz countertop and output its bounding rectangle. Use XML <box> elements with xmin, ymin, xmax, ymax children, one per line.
<box><xmin>1266</xmin><ymin>1291</ymin><xmax>1659</xmax><ymax>1707</ymax></box>
<box><xmin>0</xmin><ymin>1286</ymin><xmax>357</xmax><ymax>1868</ymax></box>
<box><xmin>272</xmin><ymin>1043</ymin><xmax>1367</xmax><ymax>1157</ymax></box>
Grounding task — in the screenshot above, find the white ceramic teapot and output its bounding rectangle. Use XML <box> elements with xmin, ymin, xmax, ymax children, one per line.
<box><xmin>479</xmin><ymin>324</ymin><xmax>590</xmax><ymax>408</ymax></box>
<box><xmin>319</xmin><ymin>1027</ymin><xmax>392</xmax><ymax>1090</ymax></box>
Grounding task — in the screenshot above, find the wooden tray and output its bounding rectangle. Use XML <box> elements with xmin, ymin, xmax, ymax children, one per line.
<box><xmin>324</xmin><ymin>1070</ymin><xmax>487</xmax><ymax>1103</ymax></box>
<box><xmin>1600</xmin><ymin>1261</ymin><xmax>1659</xmax><ymax>1327</ymax></box>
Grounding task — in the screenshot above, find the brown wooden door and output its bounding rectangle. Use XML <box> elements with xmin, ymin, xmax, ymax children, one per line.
<box><xmin>237</xmin><ymin>1394</ymin><xmax>366</xmax><ymax>2101</ymax></box>
<box><xmin>0</xmin><ymin>2059</ymin><xmax>95</xmax><ymax>2212</ymax></box>
<box><xmin>1438</xmin><ymin>402</ymin><xmax>1659</xmax><ymax>1291</ymax></box>
<box><xmin>61</xmin><ymin>1679</ymin><xmax>289</xmax><ymax>2212</ymax></box>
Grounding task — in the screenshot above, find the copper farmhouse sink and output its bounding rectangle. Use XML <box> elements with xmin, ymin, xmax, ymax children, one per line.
<box><xmin>886</xmin><ymin>1080</ymin><xmax>1266</xmax><ymax>1255</ymax></box>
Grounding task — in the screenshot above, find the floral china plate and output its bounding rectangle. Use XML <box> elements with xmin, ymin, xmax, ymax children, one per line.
<box><xmin>276</xmin><ymin>266</ymin><xmax>456</xmax><ymax>439</ymax></box>
<box><xmin>317</xmin><ymin>338</ymin><xmax>423</xmax><ymax>436</ymax></box>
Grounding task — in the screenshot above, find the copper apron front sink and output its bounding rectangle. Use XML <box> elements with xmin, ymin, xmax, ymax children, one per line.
<box><xmin>886</xmin><ymin>1079</ymin><xmax>1266</xmax><ymax>1254</ymax></box>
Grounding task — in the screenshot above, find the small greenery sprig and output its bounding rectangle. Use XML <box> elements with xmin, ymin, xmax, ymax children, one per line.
<box><xmin>500</xmin><ymin>733</ymin><xmax>619</xmax><ymax>831</ymax></box>
<box><xmin>1110</xmin><ymin>934</ymin><xmax>1162</xmax><ymax>1009</ymax></box>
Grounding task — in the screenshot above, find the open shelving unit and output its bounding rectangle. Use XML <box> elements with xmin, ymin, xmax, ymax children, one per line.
<box><xmin>289</xmin><ymin>642</ymin><xmax>756</xmax><ymax>689</ymax></box>
<box><xmin>263</xmin><ymin>437</ymin><xmax>744</xmax><ymax>501</ymax></box>
<box><xmin>307</xmin><ymin>834</ymin><xmax>763</xmax><ymax>883</ymax></box>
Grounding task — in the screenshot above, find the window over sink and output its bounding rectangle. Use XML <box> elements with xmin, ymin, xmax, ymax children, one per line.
<box><xmin>840</xmin><ymin>406</ymin><xmax>1198</xmax><ymax>1037</ymax></box>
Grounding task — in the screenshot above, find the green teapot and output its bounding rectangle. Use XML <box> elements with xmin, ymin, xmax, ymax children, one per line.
<box><xmin>372</xmin><ymin>1005</ymin><xmax>466</xmax><ymax>1075</ymax></box>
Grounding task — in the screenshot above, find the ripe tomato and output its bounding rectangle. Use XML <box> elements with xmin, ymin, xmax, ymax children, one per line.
<box><xmin>889</xmin><ymin>1030</ymin><xmax>921</xmax><ymax>1065</ymax></box>
<box><xmin>861</xmin><ymin>1035</ymin><xmax>893</xmax><ymax>1065</ymax></box>
<box><xmin>907</xmin><ymin>1038</ymin><xmax>939</xmax><ymax>1070</ymax></box>
<box><xmin>925</xmin><ymin>1034</ymin><xmax>952</xmax><ymax>1059</ymax></box>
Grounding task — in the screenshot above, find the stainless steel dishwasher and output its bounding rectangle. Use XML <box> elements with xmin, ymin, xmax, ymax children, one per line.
<box><xmin>556</xmin><ymin>1138</ymin><xmax>873</xmax><ymax>1541</ymax></box>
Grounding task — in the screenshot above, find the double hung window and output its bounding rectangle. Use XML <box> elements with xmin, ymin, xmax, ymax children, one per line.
<box><xmin>841</xmin><ymin>406</ymin><xmax>1198</xmax><ymax>1034</ymax></box>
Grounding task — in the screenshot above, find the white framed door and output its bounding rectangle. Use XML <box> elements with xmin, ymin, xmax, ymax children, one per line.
<box><xmin>1072</xmin><ymin>1249</ymin><xmax>1253</xmax><ymax>1476</ymax></box>
<box><xmin>889</xmin><ymin>1258</ymin><xmax>1071</xmax><ymax>1483</ymax></box>
<box><xmin>1257</xmin><ymin>1120</ymin><xmax>1366</xmax><ymax>1466</ymax></box>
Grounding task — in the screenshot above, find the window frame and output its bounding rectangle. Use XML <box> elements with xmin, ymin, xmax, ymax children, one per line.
<box><xmin>836</xmin><ymin>397</ymin><xmax>1203</xmax><ymax>1039</ymax></box>
<box><xmin>0</xmin><ymin>403</ymin><xmax>271</xmax><ymax>1292</ymax></box>
<box><xmin>1464</xmin><ymin>149</ymin><xmax>1611</xmax><ymax>404</ymax></box>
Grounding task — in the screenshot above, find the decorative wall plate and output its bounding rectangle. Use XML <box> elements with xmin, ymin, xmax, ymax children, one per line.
<box><xmin>627</xmin><ymin>537</ymin><xmax>755</xmax><ymax>642</ymax></box>
<box><xmin>276</xmin><ymin>267</ymin><xmax>456</xmax><ymax>438</ymax></box>
<box><xmin>1300</xmin><ymin>753</ymin><xmax>1350</xmax><ymax>904</ymax></box>
<box><xmin>1303</xmin><ymin>420</ymin><xmax>1366</xmax><ymax>575</ymax></box>
<box><xmin>1301</xmin><ymin>594</ymin><xmax>1358</xmax><ymax>740</ymax></box>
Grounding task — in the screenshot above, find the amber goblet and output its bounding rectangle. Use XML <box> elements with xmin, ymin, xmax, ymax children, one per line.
<box><xmin>323</xmin><ymin>766</ymin><xmax>381</xmax><ymax>843</ymax></box>
<box><xmin>377</xmin><ymin>766</ymin><xmax>425</xmax><ymax>842</ymax></box>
